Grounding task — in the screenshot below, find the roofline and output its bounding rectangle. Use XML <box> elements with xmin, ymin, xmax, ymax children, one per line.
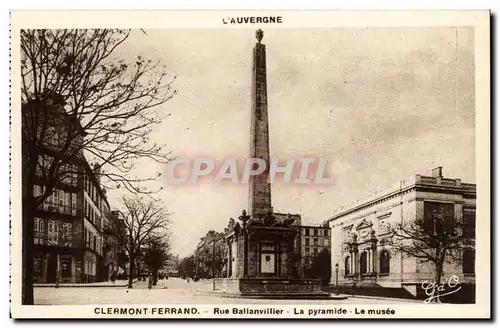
<box><xmin>326</xmin><ymin>177</ymin><xmax>476</xmax><ymax>222</ymax></box>
<box><xmin>81</xmin><ymin>158</ymin><xmax>110</xmax><ymax>208</ymax></box>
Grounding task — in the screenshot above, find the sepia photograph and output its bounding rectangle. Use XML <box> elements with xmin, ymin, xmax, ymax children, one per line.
<box><xmin>9</xmin><ymin>10</ymin><xmax>490</xmax><ymax>319</ymax></box>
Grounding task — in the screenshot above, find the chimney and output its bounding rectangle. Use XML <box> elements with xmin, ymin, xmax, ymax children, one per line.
<box><xmin>431</xmin><ymin>166</ymin><xmax>443</xmax><ymax>178</ymax></box>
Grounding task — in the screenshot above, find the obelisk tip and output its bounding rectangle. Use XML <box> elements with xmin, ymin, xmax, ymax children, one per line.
<box><xmin>256</xmin><ymin>29</ymin><xmax>264</xmax><ymax>43</ymax></box>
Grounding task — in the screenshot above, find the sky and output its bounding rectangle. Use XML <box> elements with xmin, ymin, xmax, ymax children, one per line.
<box><xmin>109</xmin><ymin>27</ymin><xmax>475</xmax><ymax>258</ymax></box>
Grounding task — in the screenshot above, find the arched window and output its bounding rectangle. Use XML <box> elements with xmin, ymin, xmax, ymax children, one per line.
<box><xmin>360</xmin><ymin>252</ymin><xmax>368</xmax><ymax>274</ymax></box>
<box><xmin>344</xmin><ymin>256</ymin><xmax>350</xmax><ymax>275</ymax></box>
<box><xmin>463</xmin><ymin>249</ymin><xmax>475</xmax><ymax>274</ymax></box>
<box><xmin>379</xmin><ymin>250</ymin><xmax>390</xmax><ymax>274</ymax></box>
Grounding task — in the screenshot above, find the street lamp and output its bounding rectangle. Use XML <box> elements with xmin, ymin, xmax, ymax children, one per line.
<box><xmin>335</xmin><ymin>263</ymin><xmax>339</xmax><ymax>295</ymax></box>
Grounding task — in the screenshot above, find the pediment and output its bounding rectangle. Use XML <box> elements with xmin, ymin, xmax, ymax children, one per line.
<box><xmin>377</xmin><ymin>212</ymin><xmax>392</xmax><ymax>220</ymax></box>
<box><xmin>342</xmin><ymin>224</ymin><xmax>353</xmax><ymax>231</ymax></box>
<box><xmin>355</xmin><ymin>219</ymin><xmax>373</xmax><ymax>230</ymax></box>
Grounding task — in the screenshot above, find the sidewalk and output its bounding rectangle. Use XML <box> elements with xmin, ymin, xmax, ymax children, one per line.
<box><xmin>132</xmin><ymin>280</ymin><xmax>168</xmax><ymax>289</ymax></box>
<box><xmin>335</xmin><ymin>293</ymin><xmax>423</xmax><ymax>303</ymax></box>
<box><xmin>34</xmin><ymin>279</ymin><xmax>133</xmax><ymax>288</ymax></box>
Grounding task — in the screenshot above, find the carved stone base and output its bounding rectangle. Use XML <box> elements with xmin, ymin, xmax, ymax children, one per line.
<box><xmin>201</xmin><ymin>278</ymin><xmax>333</xmax><ymax>299</ymax></box>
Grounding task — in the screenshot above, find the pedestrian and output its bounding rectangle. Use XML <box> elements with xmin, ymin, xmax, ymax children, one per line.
<box><xmin>352</xmin><ymin>282</ymin><xmax>356</xmax><ymax>297</ymax></box>
<box><xmin>148</xmin><ymin>274</ymin><xmax>153</xmax><ymax>290</ymax></box>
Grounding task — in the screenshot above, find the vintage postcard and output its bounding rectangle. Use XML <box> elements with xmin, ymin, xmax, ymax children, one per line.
<box><xmin>9</xmin><ymin>10</ymin><xmax>490</xmax><ymax>319</ymax></box>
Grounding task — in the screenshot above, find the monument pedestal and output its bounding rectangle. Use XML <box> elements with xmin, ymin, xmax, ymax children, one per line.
<box><xmin>201</xmin><ymin>277</ymin><xmax>332</xmax><ymax>299</ymax></box>
<box><xmin>202</xmin><ymin>215</ymin><xmax>331</xmax><ymax>299</ymax></box>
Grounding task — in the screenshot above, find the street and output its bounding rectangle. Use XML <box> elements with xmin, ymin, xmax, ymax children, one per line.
<box><xmin>34</xmin><ymin>278</ymin><xmax>420</xmax><ymax>305</ymax></box>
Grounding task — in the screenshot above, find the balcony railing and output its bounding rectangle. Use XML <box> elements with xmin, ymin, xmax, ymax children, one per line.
<box><xmin>39</xmin><ymin>203</ymin><xmax>77</xmax><ymax>216</ymax></box>
<box><xmin>33</xmin><ymin>234</ymin><xmax>83</xmax><ymax>248</ymax></box>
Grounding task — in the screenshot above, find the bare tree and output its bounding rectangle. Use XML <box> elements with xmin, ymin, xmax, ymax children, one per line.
<box><xmin>143</xmin><ymin>237</ymin><xmax>171</xmax><ymax>285</ymax></box>
<box><xmin>390</xmin><ymin>202</ymin><xmax>475</xmax><ymax>301</ymax></box>
<box><xmin>119</xmin><ymin>196</ymin><xmax>170</xmax><ymax>288</ymax></box>
<box><xmin>178</xmin><ymin>256</ymin><xmax>197</xmax><ymax>279</ymax></box>
<box><xmin>21</xmin><ymin>29</ymin><xmax>176</xmax><ymax>304</ymax></box>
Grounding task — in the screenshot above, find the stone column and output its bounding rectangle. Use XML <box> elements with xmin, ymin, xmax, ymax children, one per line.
<box><xmin>227</xmin><ymin>240</ymin><xmax>231</xmax><ymax>278</ymax></box>
<box><xmin>368</xmin><ymin>249</ymin><xmax>372</xmax><ymax>273</ymax></box>
<box><xmin>354</xmin><ymin>251</ymin><xmax>358</xmax><ymax>276</ymax></box>
<box><xmin>350</xmin><ymin>251</ymin><xmax>354</xmax><ymax>275</ymax></box>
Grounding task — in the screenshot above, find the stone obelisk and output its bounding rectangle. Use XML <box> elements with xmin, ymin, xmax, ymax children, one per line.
<box><xmin>248</xmin><ymin>29</ymin><xmax>273</xmax><ymax>219</ymax></box>
<box><xmin>212</xmin><ymin>31</ymin><xmax>332</xmax><ymax>299</ymax></box>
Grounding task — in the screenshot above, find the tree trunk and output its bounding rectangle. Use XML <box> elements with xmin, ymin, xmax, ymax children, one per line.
<box><xmin>55</xmin><ymin>253</ymin><xmax>61</xmax><ymax>288</ymax></box>
<box><xmin>152</xmin><ymin>267</ymin><xmax>158</xmax><ymax>286</ymax></box>
<box><xmin>433</xmin><ymin>262</ymin><xmax>444</xmax><ymax>303</ymax></box>
<box><xmin>127</xmin><ymin>257</ymin><xmax>135</xmax><ymax>289</ymax></box>
<box><xmin>22</xmin><ymin>155</ymin><xmax>36</xmax><ymax>304</ymax></box>
<box><xmin>22</xmin><ymin>199</ymin><xmax>35</xmax><ymax>304</ymax></box>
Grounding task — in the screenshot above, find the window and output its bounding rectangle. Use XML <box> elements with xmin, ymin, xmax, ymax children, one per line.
<box><xmin>46</xmin><ymin>190</ymin><xmax>57</xmax><ymax>210</ymax></box>
<box><xmin>60</xmin><ymin>222</ymin><xmax>72</xmax><ymax>246</ymax></box>
<box><xmin>70</xmin><ymin>165</ymin><xmax>79</xmax><ymax>187</ymax></box>
<box><xmin>305</xmin><ymin>238</ymin><xmax>310</xmax><ymax>246</ymax></box>
<box><xmin>463</xmin><ymin>211</ymin><xmax>476</xmax><ymax>239</ymax></box>
<box><xmin>57</xmin><ymin>189</ymin><xmax>64</xmax><ymax>211</ymax></box>
<box><xmin>34</xmin><ymin>257</ymin><xmax>43</xmax><ymax>277</ymax></box>
<box><xmin>71</xmin><ymin>193</ymin><xmax>77</xmax><ymax>215</ymax></box>
<box><xmin>33</xmin><ymin>185</ymin><xmax>43</xmax><ymax>197</ymax></box>
<box><xmin>463</xmin><ymin>249</ymin><xmax>475</xmax><ymax>274</ymax></box>
<box><xmin>379</xmin><ymin>250</ymin><xmax>390</xmax><ymax>274</ymax></box>
<box><xmin>313</xmin><ymin>248</ymin><xmax>318</xmax><ymax>256</ymax></box>
<box><xmin>63</xmin><ymin>191</ymin><xmax>71</xmax><ymax>214</ymax></box>
<box><xmin>34</xmin><ymin>218</ymin><xmax>44</xmax><ymax>244</ymax></box>
<box><xmin>47</xmin><ymin>220</ymin><xmax>59</xmax><ymax>245</ymax></box>
<box><xmin>318</xmin><ymin>229</ymin><xmax>323</xmax><ymax>237</ymax></box>
<box><xmin>61</xmin><ymin>258</ymin><xmax>72</xmax><ymax>278</ymax></box>
<box><xmin>325</xmin><ymin>229</ymin><xmax>330</xmax><ymax>237</ymax></box>
<box><xmin>314</xmin><ymin>238</ymin><xmax>318</xmax><ymax>246</ymax></box>
<box><xmin>323</xmin><ymin>239</ymin><xmax>329</xmax><ymax>246</ymax></box>
<box><xmin>345</xmin><ymin>256</ymin><xmax>351</xmax><ymax>275</ymax></box>
<box><xmin>360</xmin><ymin>251</ymin><xmax>368</xmax><ymax>274</ymax></box>
<box><xmin>424</xmin><ymin>202</ymin><xmax>455</xmax><ymax>234</ymax></box>
<box><xmin>305</xmin><ymin>247</ymin><xmax>310</xmax><ymax>255</ymax></box>
<box><xmin>309</xmin><ymin>229</ymin><xmax>314</xmax><ymax>236</ymax></box>
<box><xmin>86</xmin><ymin>230</ymin><xmax>90</xmax><ymax>248</ymax></box>
<box><xmin>305</xmin><ymin>229</ymin><xmax>310</xmax><ymax>236</ymax></box>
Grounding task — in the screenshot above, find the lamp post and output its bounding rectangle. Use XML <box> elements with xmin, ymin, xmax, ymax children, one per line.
<box><xmin>335</xmin><ymin>263</ymin><xmax>339</xmax><ymax>295</ymax></box>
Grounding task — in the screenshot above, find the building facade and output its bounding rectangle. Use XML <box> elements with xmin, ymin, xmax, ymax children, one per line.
<box><xmin>195</xmin><ymin>230</ymin><xmax>226</xmax><ymax>278</ymax></box>
<box><xmin>26</xmin><ymin>94</ymin><xmax>120</xmax><ymax>284</ymax></box>
<box><xmin>327</xmin><ymin>167</ymin><xmax>476</xmax><ymax>298</ymax></box>
<box><xmin>103</xmin><ymin>210</ymin><xmax>128</xmax><ymax>278</ymax></box>
<box><xmin>32</xmin><ymin>160</ymin><xmax>113</xmax><ymax>283</ymax></box>
<box><xmin>299</xmin><ymin>224</ymin><xmax>331</xmax><ymax>276</ymax></box>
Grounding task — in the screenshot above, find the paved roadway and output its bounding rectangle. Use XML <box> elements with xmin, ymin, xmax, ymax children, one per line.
<box><xmin>34</xmin><ymin>277</ymin><xmax>418</xmax><ymax>305</ymax></box>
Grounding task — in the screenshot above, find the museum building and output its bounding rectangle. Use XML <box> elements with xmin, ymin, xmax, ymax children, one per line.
<box><xmin>327</xmin><ymin>167</ymin><xmax>476</xmax><ymax>299</ymax></box>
